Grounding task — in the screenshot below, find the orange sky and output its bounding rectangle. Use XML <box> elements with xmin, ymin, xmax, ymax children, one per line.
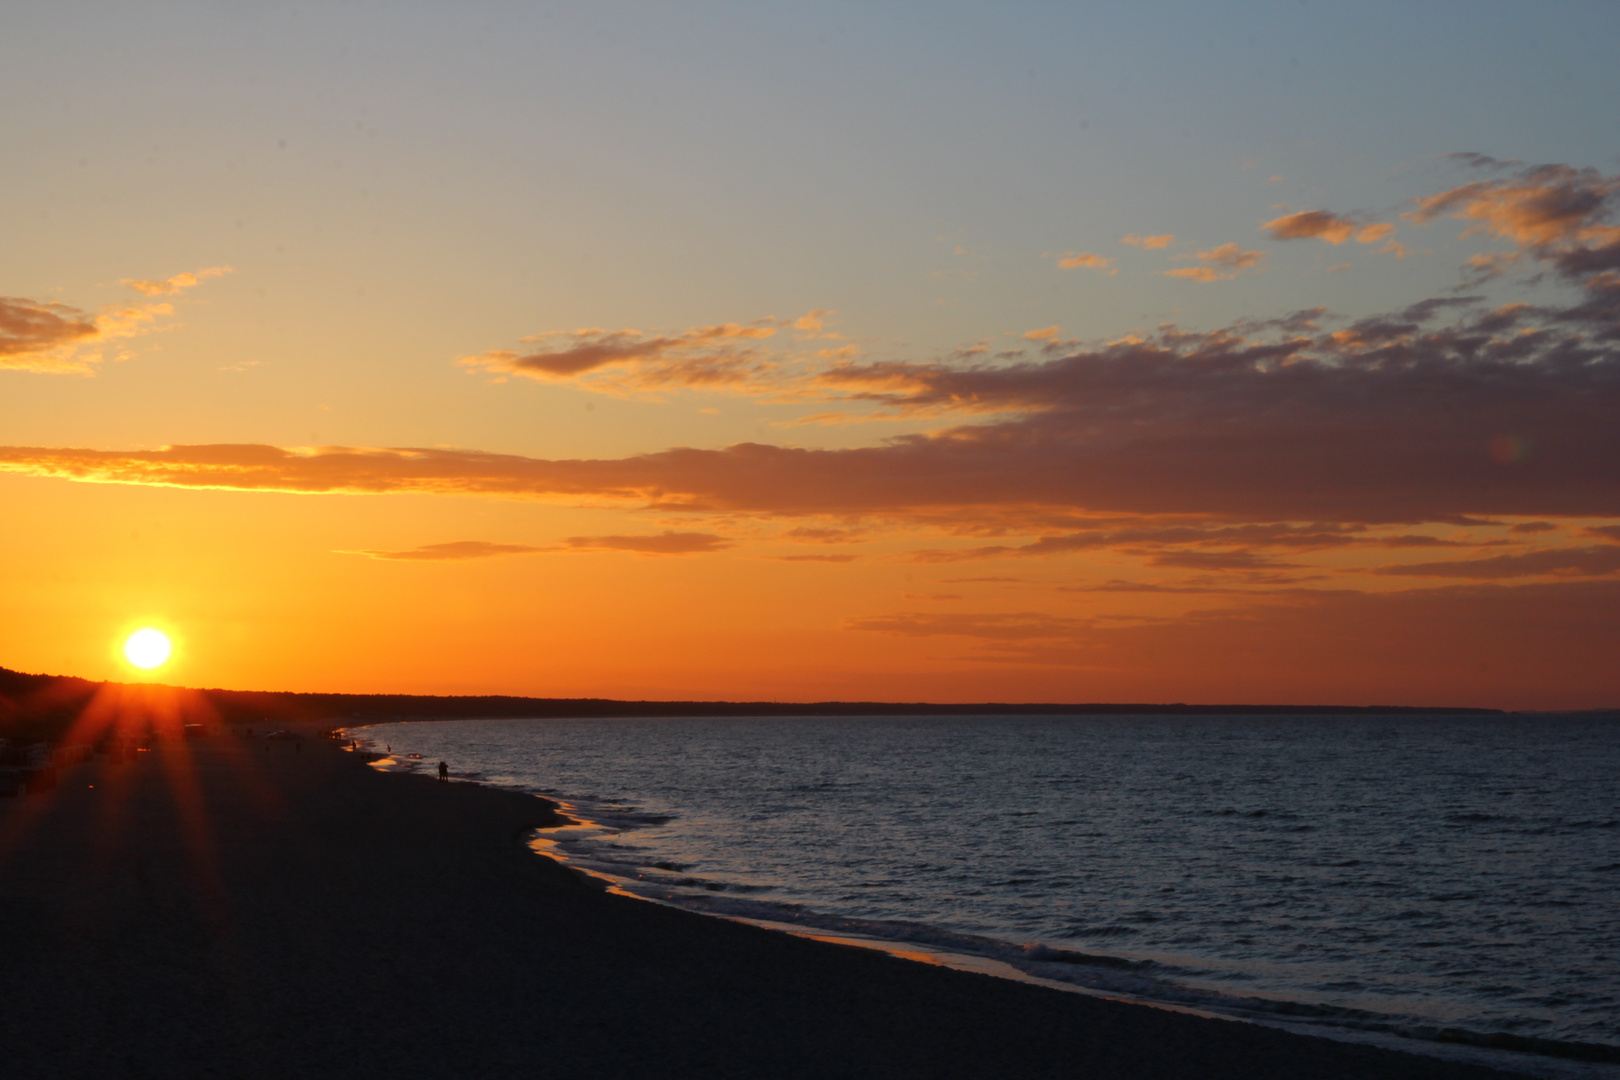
<box><xmin>3</xmin><ymin>5</ymin><xmax>1618</xmax><ymax>708</ymax></box>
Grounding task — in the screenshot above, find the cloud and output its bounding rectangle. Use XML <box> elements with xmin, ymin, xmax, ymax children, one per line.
<box><xmin>1403</xmin><ymin>163</ymin><xmax>1620</xmax><ymax>291</ymax></box>
<box><xmin>7</xmin><ymin>294</ymin><xmax>1620</xmax><ymax>527</ymax></box>
<box><xmin>1446</xmin><ymin>152</ymin><xmax>1522</xmax><ymax>172</ymax></box>
<box><xmin>119</xmin><ymin>266</ymin><xmax>232</xmax><ymax>297</ymax></box>
<box><xmin>1023</xmin><ymin>326</ymin><xmax>1062</xmax><ymax>341</ymax></box>
<box><xmin>1163</xmin><ymin>242</ymin><xmax>1265</xmax><ymax>282</ymax></box>
<box><xmin>1</xmin><ymin>268</ymin><xmax>230</xmax><ymax>373</ymax></box>
<box><xmin>459</xmin><ymin>310</ymin><xmax>849</xmax><ymax>398</ymax></box>
<box><xmin>903</xmin><ymin>522</ymin><xmax>1434</xmax><ymax>563</ymax></box>
<box><xmin>1262</xmin><ymin>211</ymin><xmax>1393</xmax><ymax>246</ymax></box>
<box><xmin>462</xmin><ymin>322</ymin><xmax>776</xmax><ymax>383</ymax></box>
<box><xmin>785</xmin><ymin>526</ymin><xmax>865</xmax><ymax>543</ymax></box>
<box><xmin>1056</xmin><ymin>252</ymin><xmax>1117</xmax><ymax>275</ymax></box>
<box><xmin>339</xmin><ymin>532</ymin><xmax>730</xmax><ymax>560</ymax></box>
<box><xmin>793</xmin><ymin>309</ymin><xmax>835</xmax><ymax>334</ymax></box>
<box><xmin>844</xmin><ymin>611</ymin><xmax>1088</xmax><ymax>641</ymax></box>
<box><xmin>1462</xmin><ymin>250</ymin><xmax>1525</xmax><ymax>284</ymax></box>
<box><xmin>844</xmin><ymin>580</ymin><xmax>1620</xmax><ymax>706</ymax></box>
<box><xmin>1373</xmin><ymin>545</ymin><xmax>1620</xmax><ymax>580</ymax></box>
<box><xmin>772</xmin><ymin>553</ymin><xmax>858</xmax><ymax>563</ymax></box>
<box><xmin>8</xmin><ymin>164</ymin><xmax>1620</xmax><ymax>530</ymax></box>
<box><xmin>1407</xmin><ymin>163</ymin><xmax>1620</xmax><ymax>248</ymax></box>
<box><xmin>1121</xmin><ymin>234</ymin><xmax>1175</xmax><ymax>249</ymax></box>
<box><xmin>562</xmin><ymin>531</ymin><xmax>733</xmax><ymax>555</ymax></box>
<box><xmin>1145</xmin><ymin>549</ymin><xmax>1299</xmax><ymax>571</ymax></box>
<box><xmin>0</xmin><ymin>298</ymin><xmax>100</xmax><ymax>370</ymax></box>
<box><xmin>1056</xmin><ymin>580</ymin><xmax>1240</xmax><ymax>595</ymax></box>
<box><xmin>1</xmin><ymin>296</ymin><xmax>174</xmax><ymax>374</ymax></box>
<box><xmin>341</xmin><ymin>541</ymin><xmax>548</xmax><ymax>561</ymax></box>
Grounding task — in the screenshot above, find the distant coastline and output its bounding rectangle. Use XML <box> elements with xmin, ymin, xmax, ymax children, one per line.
<box><xmin>0</xmin><ymin>662</ymin><xmax>1539</xmax><ymax>744</ymax></box>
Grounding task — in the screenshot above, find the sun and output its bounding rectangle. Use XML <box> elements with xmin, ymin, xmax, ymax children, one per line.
<box><xmin>124</xmin><ymin>628</ymin><xmax>172</xmax><ymax>670</ymax></box>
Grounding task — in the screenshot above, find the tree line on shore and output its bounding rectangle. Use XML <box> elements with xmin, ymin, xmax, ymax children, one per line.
<box><xmin>1</xmin><ymin>663</ymin><xmax>1519</xmax><ymax>748</ymax></box>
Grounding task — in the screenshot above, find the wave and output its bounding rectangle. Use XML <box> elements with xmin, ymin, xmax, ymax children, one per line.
<box><xmin>527</xmin><ymin>799</ymin><xmax>1620</xmax><ymax>1075</ymax></box>
<box><xmin>352</xmin><ymin>729</ymin><xmax>1620</xmax><ymax>1077</ymax></box>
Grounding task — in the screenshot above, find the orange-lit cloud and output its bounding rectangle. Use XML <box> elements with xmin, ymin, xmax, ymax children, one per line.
<box><xmin>342</xmin><ymin>533</ymin><xmax>731</xmax><ymax>560</ymax></box>
<box><xmin>1056</xmin><ymin>252</ymin><xmax>1117</xmax><ymax>275</ymax></box>
<box><xmin>1262</xmin><ymin>210</ymin><xmax>1394</xmax><ymax>246</ymax></box>
<box><xmin>793</xmin><ymin>309</ymin><xmax>836</xmax><ymax>334</ymax></box>
<box><xmin>1399</xmin><ymin>163</ymin><xmax>1620</xmax><ymax>295</ymax></box>
<box><xmin>459</xmin><ymin>312</ymin><xmax>847</xmax><ymax>397</ymax></box>
<box><xmin>772</xmin><ymin>553</ymin><xmax>858</xmax><ymax>563</ymax></box>
<box><xmin>119</xmin><ymin>266</ymin><xmax>233</xmax><ymax>297</ymax></box>
<box><xmin>1408</xmin><ymin>164</ymin><xmax>1620</xmax><ymax>248</ymax></box>
<box><xmin>786</xmin><ymin>526</ymin><xmax>866</xmax><ymax>543</ymax></box>
<box><xmin>563</xmin><ymin>531</ymin><xmax>733</xmax><ymax>554</ymax></box>
<box><xmin>7</xmin><ymin>166</ymin><xmax>1620</xmax><ymax>537</ymax></box>
<box><xmin>1122</xmin><ymin>234</ymin><xmax>1175</xmax><ymax>249</ymax></box>
<box><xmin>1</xmin><ymin>297</ymin><xmax>175</xmax><ymax>373</ymax></box>
<box><xmin>1463</xmin><ymin>250</ymin><xmax>1525</xmax><ymax>283</ymax></box>
<box><xmin>904</xmin><ymin>522</ymin><xmax>1477</xmax><ymax>563</ymax></box>
<box><xmin>1144</xmin><ymin>549</ymin><xmax>1301</xmax><ymax>572</ymax></box>
<box><xmin>845</xmin><ymin>611</ymin><xmax>1088</xmax><ymax>641</ymax></box>
<box><xmin>461</xmin><ymin>322</ymin><xmax>775</xmax><ymax>383</ymax></box>
<box><xmin>1163</xmin><ymin>242</ymin><xmax>1265</xmax><ymax>282</ymax></box>
<box><xmin>842</xmin><ymin>579</ymin><xmax>1620</xmax><ymax>704</ymax></box>
<box><xmin>1374</xmin><ymin>545</ymin><xmax>1620</xmax><ymax>580</ymax></box>
<box><xmin>0</xmin><ymin>297</ymin><xmax>100</xmax><ymax>370</ymax></box>
<box><xmin>342</xmin><ymin>540</ymin><xmax>548</xmax><ymax>561</ymax></box>
<box><xmin>7</xmin><ymin>266</ymin><xmax>1620</xmax><ymax>527</ymax></box>
<box><xmin>1</xmin><ymin>268</ymin><xmax>230</xmax><ymax>373</ymax></box>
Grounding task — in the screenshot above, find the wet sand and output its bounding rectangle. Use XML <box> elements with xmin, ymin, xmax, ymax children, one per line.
<box><xmin>0</xmin><ymin>732</ymin><xmax>1528</xmax><ymax>1079</ymax></box>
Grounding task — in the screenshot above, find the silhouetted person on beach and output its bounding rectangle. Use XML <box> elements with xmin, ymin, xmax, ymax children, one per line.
<box><xmin>438</xmin><ymin>761</ymin><xmax>449</xmax><ymax>782</ymax></box>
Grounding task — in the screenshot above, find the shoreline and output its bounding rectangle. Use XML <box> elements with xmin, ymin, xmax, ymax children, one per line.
<box><xmin>507</xmin><ymin>782</ymin><xmax>1619</xmax><ymax>1080</ymax></box>
<box><xmin>354</xmin><ymin>721</ymin><xmax>1619</xmax><ymax>1078</ymax></box>
<box><xmin>1</xmin><ymin>726</ymin><xmax>1542</xmax><ymax>1078</ymax></box>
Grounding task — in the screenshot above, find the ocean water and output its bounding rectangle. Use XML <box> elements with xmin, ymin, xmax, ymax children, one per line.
<box><xmin>352</xmin><ymin>714</ymin><xmax>1619</xmax><ymax>1068</ymax></box>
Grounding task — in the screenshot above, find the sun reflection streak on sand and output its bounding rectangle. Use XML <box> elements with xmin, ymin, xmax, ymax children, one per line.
<box><xmin>0</xmin><ymin>682</ymin><xmax>289</xmax><ymax>929</ymax></box>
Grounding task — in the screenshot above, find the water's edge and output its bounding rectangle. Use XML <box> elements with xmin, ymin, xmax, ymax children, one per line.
<box><xmin>350</xmin><ymin>733</ymin><xmax>1617</xmax><ymax>1080</ymax></box>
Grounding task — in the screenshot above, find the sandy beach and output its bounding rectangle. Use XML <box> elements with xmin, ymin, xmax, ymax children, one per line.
<box><xmin>0</xmin><ymin>730</ymin><xmax>1530</xmax><ymax>1079</ymax></box>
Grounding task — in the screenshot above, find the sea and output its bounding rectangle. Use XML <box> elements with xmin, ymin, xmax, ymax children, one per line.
<box><xmin>349</xmin><ymin>713</ymin><xmax>1620</xmax><ymax>1077</ymax></box>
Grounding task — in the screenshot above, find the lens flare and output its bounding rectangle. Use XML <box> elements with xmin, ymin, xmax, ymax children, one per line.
<box><xmin>124</xmin><ymin>628</ymin><xmax>172</xmax><ymax>669</ymax></box>
<box><xmin>1489</xmin><ymin>434</ymin><xmax>1531</xmax><ymax>465</ymax></box>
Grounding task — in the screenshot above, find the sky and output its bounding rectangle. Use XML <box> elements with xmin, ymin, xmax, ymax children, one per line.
<box><xmin>4</xmin><ymin>1</ymin><xmax>1619</xmax><ymax>708</ymax></box>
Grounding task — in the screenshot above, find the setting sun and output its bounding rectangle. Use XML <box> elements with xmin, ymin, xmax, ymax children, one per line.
<box><xmin>123</xmin><ymin>628</ymin><xmax>172</xmax><ymax>670</ymax></box>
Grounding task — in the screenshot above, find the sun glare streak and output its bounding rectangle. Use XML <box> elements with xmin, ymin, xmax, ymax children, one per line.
<box><xmin>124</xmin><ymin>628</ymin><xmax>172</xmax><ymax>669</ymax></box>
